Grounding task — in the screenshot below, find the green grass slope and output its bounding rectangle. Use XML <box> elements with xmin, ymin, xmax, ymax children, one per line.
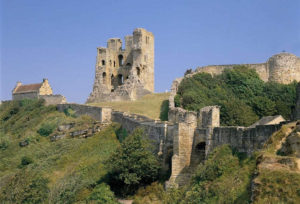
<box><xmin>89</xmin><ymin>93</ymin><xmax>170</xmax><ymax>121</ymax></box>
<box><xmin>0</xmin><ymin>99</ymin><xmax>120</xmax><ymax>203</ymax></box>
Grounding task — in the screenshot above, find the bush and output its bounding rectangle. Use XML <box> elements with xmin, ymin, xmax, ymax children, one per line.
<box><xmin>21</xmin><ymin>156</ymin><xmax>33</xmax><ymax>166</ymax></box>
<box><xmin>87</xmin><ymin>183</ymin><xmax>118</xmax><ymax>204</ymax></box>
<box><xmin>0</xmin><ymin>134</ymin><xmax>10</xmax><ymax>150</ymax></box>
<box><xmin>37</xmin><ymin>122</ymin><xmax>56</xmax><ymax>136</ymax></box>
<box><xmin>64</xmin><ymin>108</ymin><xmax>76</xmax><ymax>117</ymax></box>
<box><xmin>106</xmin><ymin>128</ymin><xmax>160</xmax><ymax>196</ymax></box>
<box><xmin>182</xmin><ymin>145</ymin><xmax>256</xmax><ymax>203</ymax></box>
<box><xmin>115</xmin><ymin>126</ymin><xmax>128</xmax><ymax>142</ymax></box>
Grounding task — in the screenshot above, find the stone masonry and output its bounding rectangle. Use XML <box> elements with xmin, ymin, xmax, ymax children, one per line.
<box><xmin>165</xmin><ymin>77</ymin><xmax>290</xmax><ymax>187</ymax></box>
<box><xmin>194</xmin><ymin>52</ymin><xmax>300</xmax><ymax>84</ymax></box>
<box><xmin>87</xmin><ymin>28</ymin><xmax>154</xmax><ymax>103</ymax></box>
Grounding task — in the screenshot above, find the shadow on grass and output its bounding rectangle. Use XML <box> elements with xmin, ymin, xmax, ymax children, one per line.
<box><xmin>159</xmin><ymin>100</ymin><xmax>169</xmax><ymax>121</ymax></box>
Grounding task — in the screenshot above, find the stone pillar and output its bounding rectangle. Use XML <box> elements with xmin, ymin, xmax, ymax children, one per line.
<box><xmin>166</xmin><ymin>109</ymin><xmax>197</xmax><ymax>187</ymax></box>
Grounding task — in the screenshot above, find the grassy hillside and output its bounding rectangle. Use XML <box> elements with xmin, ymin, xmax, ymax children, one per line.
<box><xmin>252</xmin><ymin>122</ymin><xmax>300</xmax><ymax>203</ymax></box>
<box><xmin>0</xmin><ymin>99</ymin><xmax>120</xmax><ymax>203</ymax></box>
<box><xmin>175</xmin><ymin>66</ymin><xmax>297</xmax><ymax>126</ymax></box>
<box><xmin>89</xmin><ymin>93</ymin><xmax>170</xmax><ymax>120</ymax></box>
<box><xmin>1</xmin><ymin>98</ymin><xmax>299</xmax><ymax>203</ymax></box>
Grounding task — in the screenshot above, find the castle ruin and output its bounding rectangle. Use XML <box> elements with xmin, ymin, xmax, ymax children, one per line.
<box><xmin>195</xmin><ymin>52</ymin><xmax>300</xmax><ymax>84</ymax></box>
<box><xmin>87</xmin><ymin>28</ymin><xmax>154</xmax><ymax>103</ymax></box>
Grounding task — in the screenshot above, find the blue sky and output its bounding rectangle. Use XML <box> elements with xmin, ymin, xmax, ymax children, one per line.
<box><xmin>1</xmin><ymin>0</ymin><xmax>300</xmax><ymax>103</ymax></box>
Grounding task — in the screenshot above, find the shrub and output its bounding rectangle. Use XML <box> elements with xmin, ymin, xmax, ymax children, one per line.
<box><xmin>37</xmin><ymin>122</ymin><xmax>56</xmax><ymax>136</ymax></box>
<box><xmin>64</xmin><ymin>108</ymin><xmax>76</xmax><ymax>117</ymax></box>
<box><xmin>183</xmin><ymin>145</ymin><xmax>256</xmax><ymax>203</ymax></box>
<box><xmin>106</xmin><ymin>128</ymin><xmax>160</xmax><ymax>196</ymax></box>
<box><xmin>87</xmin><ymin>183</ymin><xmax>118</xmax><ymax>204</ymax></box>
<box><xmin>0</xmin><ymin>134</ymin><xmax>10</xmax><ymax>150</ymax></box>
<box><xmin>115</xmin><ymin>127</ymin><xmax>128</xmax><ymax>142</ymax></box>
<box><xmin>21</xmin><ymin>156</ymin><xmax>33</xmax><ymax>166</ymax></box>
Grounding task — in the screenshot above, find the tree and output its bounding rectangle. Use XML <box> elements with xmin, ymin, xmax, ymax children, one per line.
<box><xmin>106</xmin><ymin>128</ymin><xmax>160</xmax><ymax>196</ymax></box>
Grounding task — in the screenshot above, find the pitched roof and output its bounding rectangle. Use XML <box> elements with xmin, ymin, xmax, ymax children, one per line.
<box><xmin>248</xmin><ymin>115</ymin><xmax>285</xmax><ymax>128</ymax></box>
<box><xmin>13</xmin><ymin>83</ymin><xmax>42</xmax><ymax>94</ymax></box>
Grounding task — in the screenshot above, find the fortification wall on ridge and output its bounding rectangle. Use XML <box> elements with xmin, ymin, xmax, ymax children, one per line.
<box><xmin>193</xmin><ymin>53</ymin><xmax>300</xmax><ymax>84</ymax></box>
<box><xmin>57</xmin><ymin>104</ymin><xmax>111</xmax><ymax>123</ymax></box>
<box><xmin>39</xmin><ymin>95</ymin><xmax>66</xmax><ymax>105</ymax></box>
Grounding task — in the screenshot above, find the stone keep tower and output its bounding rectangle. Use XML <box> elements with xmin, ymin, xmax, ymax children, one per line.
<box><xmin>87</xmin><ymin>28</ymin><xmax>154</xmax><ymax>103</ymax></box>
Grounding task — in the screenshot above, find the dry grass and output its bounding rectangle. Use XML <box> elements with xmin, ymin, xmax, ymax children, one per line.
<box><xmin>89</xmin><ymin>93</ymin><xmax>170</xmax><ymax>120</ymax></box>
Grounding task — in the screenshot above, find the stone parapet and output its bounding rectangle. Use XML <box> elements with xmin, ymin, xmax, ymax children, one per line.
<box><xmin>57</xmin><ymin>104</ymin><xmax>111</xmax><ymax>123</ymax></box>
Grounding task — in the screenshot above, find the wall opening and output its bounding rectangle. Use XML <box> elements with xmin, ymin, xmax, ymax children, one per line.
<box><xmin>102</xmin><ymin>60</ymin><xmax>105</xmax><ymax>66</ymax></box>
<box><xmin>136</xmin><ymin>67</ymin><xmax>140</xmax><ymax>77</ymax></box>
<box><xmin>111</xmin><ymin>75</ymin><xmax>114</xmax><ymax>86</ymax></box>
<box><xmin>118</xmin><ymin>74</ymin><xmax>124</xmax><ymax>85</ymax></box>
<box><xmin>118</xmin><ymin>55</ymin><xmax>123</xmax><ymax>66</ymax></box>
<box><xmin>110</xmin><ymin>60</ymin><xmax>112</xmax><ymax>66</ymax></box>
<box><xmin>195</xmin><ymin>142</ymin><xmax>206</xmax><ymax>159</ymax></box>
<box><xmin>102</xmin><ymin>72</ymin><xmax>107</xmax><ymax>84</ymax></box>
<box><xmin>114</xmin><ymin>61</ymin><xmax>116</xmax><ymax>67</ymax></box>
<box><xmin>126</xmin><ymin>63</ymin><xmax>131</xmax><ymax>68</ymax></box>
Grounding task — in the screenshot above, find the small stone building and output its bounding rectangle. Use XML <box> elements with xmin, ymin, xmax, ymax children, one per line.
<box><xmin>12</xmin><ymin>79</ymin><xmax>66</xmax><ymax>105</ymax></box>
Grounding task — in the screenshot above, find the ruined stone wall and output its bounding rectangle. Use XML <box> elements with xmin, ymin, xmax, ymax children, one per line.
<box><xmin>111</xmin><ymin>111</ymin><xmax>175</xmax><ymax>173</ymax></box>
<box><xmin>39</xmin><ymin>95</ymin><xmax>66</xmax><ymax>105</ymax></box>
<box><xmin>193</xmin><ymin>53</ymin><xmax>300</xmax><ymax>84</ymax></box>
<box><xmin>166</xmin><ymin>103</ymin><xmax>285</xmax><ymax>187</ymax></box>
<box><xmin>167</xmin><ymin>109</ymin><xmax>198</xmax><ymax>187</ymax></box>
<box><xmin>198</xmin><ymin>106</ymin><xmax>220</xmax><ymax>128</ymax></box>
<box><xmin>111</xmin><ymin>111</ymin><xmax>174</xmax><ymax>153</ymax></box>
<box><xmin>210</xmin><ymin>124</ymin><xmax>283</xmax><ymax>154</ymax></box>
<box><xmin>57</xmin><ymin>104</ymin><xmax>111</xmax><ymax>123</ymax></box>
<box><xmin>195</xmin><ymin>63</ymin><xmax>269</xmax><ymax>82</ymax></box>
<box><xmin>87</xmin><ymin>28</ymin><xmax>154</xmax><ymax>103</ymax></box>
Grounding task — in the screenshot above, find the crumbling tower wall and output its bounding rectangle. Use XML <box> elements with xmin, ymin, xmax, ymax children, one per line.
<box><xmin>87</xmin><ymin>28</ymin><xmax>154</xmax><ymax>103</ymax></box>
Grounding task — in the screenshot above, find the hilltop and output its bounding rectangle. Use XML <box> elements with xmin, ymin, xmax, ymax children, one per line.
<box><xmin>89</xmin><ymin>92</ymin><xmax>170</xmax><ymax>121</ymax></box>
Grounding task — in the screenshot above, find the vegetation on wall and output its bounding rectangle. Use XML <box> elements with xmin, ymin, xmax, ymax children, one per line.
<box><xmin>175</xmin><ymin>66</ymin><xmax>297</xmax><ymax>126</ymax></box>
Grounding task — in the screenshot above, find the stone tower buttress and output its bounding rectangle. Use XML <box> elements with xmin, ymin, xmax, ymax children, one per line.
<box><xmin>132</xmin><ymin>28</ymin><xmax>154</xmax><ymax>92</ymax></box>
